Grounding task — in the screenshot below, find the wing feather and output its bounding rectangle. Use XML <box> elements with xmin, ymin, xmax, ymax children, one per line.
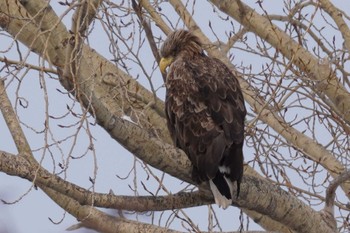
<box><xmin>165</xmin><ymin>54</ymin><xmax>246</xmax><ymax>183</ymax></box>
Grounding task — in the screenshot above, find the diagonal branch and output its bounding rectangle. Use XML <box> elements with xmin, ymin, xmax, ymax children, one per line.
<box><xmin>0</xmin><ymin>80</ymin><xmax>35</xmax><ymax>164</ymax></box>
<box><xmin>132</xmin><ymin>0</ymin><xmax>161</xmax><ymax>64</ymax></box>
<box><xmin>210</xmin><ymin>0</ymin><xmax>350</xmax><ymax>126</ymax></box>
<box><xmin>165</xmin><ymin>0</ymin><xmax>346</xmax><ymax>189</ymax></box>
<box><xmin>0</xmin><ymin>0</ymin><xmax>171</xmax><ymax>143</ymax></box>
<box><xmin>71</xmin><ymin>0</ymin><xmax>103</xmax><ymax>37</ymax></box>
<box><xmin>159</xmin><ymin>1</ymin><xmax>342</xmax><ymax>232</ymax></box>
<box><xmin>139</xmin><ymin>0</ymin><xmax>172</xmax><ymax>35</ymax></box>
<box><xmin>319</xmin><ymin>0</ymin><xmax>350</xmax><ymax>51</ymax></box>
<box><xmin>132</xmin><ymin>0</ymin><xmax>168</xmax><ymax>83</ymax></box>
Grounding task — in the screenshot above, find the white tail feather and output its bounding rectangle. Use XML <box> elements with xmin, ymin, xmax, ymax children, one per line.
<box><xmin>209</xmin><ymin>180</ymin><xmax>232</xmax><ymax>209</ymax></box>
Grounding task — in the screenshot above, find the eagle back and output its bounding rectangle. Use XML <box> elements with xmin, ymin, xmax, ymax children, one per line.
<box><xmin>165</xmin><ymin>53</ymin><xmax>246</xmax><ymax>181</ymax></box>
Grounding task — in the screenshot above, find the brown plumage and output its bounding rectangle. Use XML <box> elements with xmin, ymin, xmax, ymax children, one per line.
<box><xmin>160</xmin><ymin>30</ymin><xmax>246</xmax><ymax>209</ymax></box>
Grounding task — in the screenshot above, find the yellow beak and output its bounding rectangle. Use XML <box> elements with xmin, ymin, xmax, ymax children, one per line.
<box><xmin>159</xmin><ymin>57</ymin><xmax>174</xmax><ymax>74</ymax></box>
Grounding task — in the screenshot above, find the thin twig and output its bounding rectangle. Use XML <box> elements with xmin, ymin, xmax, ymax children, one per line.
<box><xmin>0</xmin><ymin>56</ymin><xmax>57</xmax><ymax>74</ymax></box>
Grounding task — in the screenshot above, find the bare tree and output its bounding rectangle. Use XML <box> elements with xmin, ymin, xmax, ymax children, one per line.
<box><xmin>0</xmin><ymin>0</ymin><xmax>349</xmax><ymax>232</ymax></box>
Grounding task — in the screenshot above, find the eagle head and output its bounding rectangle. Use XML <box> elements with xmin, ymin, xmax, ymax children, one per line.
<box><xmin>159</xmin><ymin>30</ymin><xmax>203</xmax><ymax>73</ymax></box>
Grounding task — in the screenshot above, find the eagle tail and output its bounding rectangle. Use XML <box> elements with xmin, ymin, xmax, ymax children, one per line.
<box><xmin>209</xmin><ymin>173</ymin><xmax>235</xmax><ymax>209</ymax></box>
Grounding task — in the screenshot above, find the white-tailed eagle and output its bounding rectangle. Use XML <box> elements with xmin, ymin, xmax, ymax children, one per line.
<box><xmin>160</xmin><ymin>30</ymin><xmax>246</xmax><ymax>209</ymax></box>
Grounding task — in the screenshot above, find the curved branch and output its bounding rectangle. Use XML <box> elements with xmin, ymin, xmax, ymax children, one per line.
<box><xmin>319</xmin><ymin>0</ymin><xmax>350</xmax><ymax>51</ymax></box>
<box><xmin>210</xmin><ymin>0</ymin><xmax>350</xmax><ymax>126</ymax></box>
<box><xmin>321</xmin><ymin>170</ymin><xmax>350</xmax><ymax>230</ymax></box>
<box><xmin>208</xmin><ymin>0</ymin><xmax>350</xmax><ymax>200</ymax></box>
<box><xmin>325</xmin><ymin>170</ymin><xmax>350</xmax><ymax>211</ymax></box>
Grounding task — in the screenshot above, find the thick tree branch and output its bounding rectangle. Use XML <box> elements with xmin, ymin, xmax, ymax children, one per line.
<box><xmin>0</xmin><ymin>80</ymin><xmax>35</xmax><ymax>164</ymax></box>
<box><xmin>242</xmin><ymin>209</ymin><xmax>294</xmax><ymax>233</ymax></box>
<box><xmin>0</xmin><ymin>0</ymin><xmax>171</xmax><ymax>143</ymax></box>
<box><xmin>139</xmin><ymin>0</ymin><xmax>172</xmax><ymax>35</ymax></box>
<box><xmin>0</xmin><ymin>150</ymin><xmax>208</xmax><ymax>211</ymax></box>
<box><xmin>18</xmin><ymin>0</ymin><xmax>68</xmax><ymax>66</ymax></box>
<box><xmin>25</xmin><ymin>172</ymin><xmax>281</xmax><ymax>233</ymax></box>
<box><xmin>42</xmin><ymin>186</ymin><xmax>182</xmax><ymax>233</ymax></box>
<box><xmin>0</xmin><ymin>0</ymin><xmax>64</xmax><ymax>66</ymax></box>
<box><xmin>0</xmin><ymin>149</ymin><xmax>336</xmax><ymax>233</ymax></box>
<box><xmin>210</xmin><ymin>0</ymin><xmax>350</xmax><ymax>126</ymax></box>
<box><xmin>160</xmin><ymin>1</ymin><xmax>343</xmax><ymax>232</ymax></box>
<box><xmin>319</xmin><ymin>0</ymin><xmax>350</xmax><ymax>51</ymax></box>
<box><xmin>207</xmin><ymin>0</ymin><xmax>350</xmax><ymax>200</ymax></box>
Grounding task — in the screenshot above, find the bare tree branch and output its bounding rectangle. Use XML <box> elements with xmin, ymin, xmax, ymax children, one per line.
<box><xmin>0</xmin><ymin>0</ymin><xmax>171</xmax><ymax>142</ymax></box>
<box><xmin>210</xmin><ymin>0</ymin><xmax>350</xmax><ymax>126</ymax></box>
<box><xmin>320</xmin><ymin>170</ymin><xmax>350</xmax><ymax>230</ymax></box>
<box><xmin>42</xmin><ymin>186</ymin><xmax>183</xmax><ymax>233</ymax></box>
<box><xmin>319</xmin><ymin>0</ymin><xmax>350</xmax><ymax>51</ymax></box>
<box><xmin>132</xmin><ymin>0</ymin><xmax>161</xmax><ymax>64</ymax></box>
<box><xmin>0</xmin><ymin>56</ymin><xmax>57</xmax><ymax>73</ymax></box>
<box><xmin>0</xmin><ymin>80</ymin><xmax>34</xmax><ymax>163</ymax></box>
<box><xmin>325</xmin><ymin>170</ymin><xmax>350</xmax><ymax>213</ymax></box>
<box><xmin>209</xmin><ymin>0</ymin><xmax>350</xmax><ymax>200</ymax></box>
<box><xmin>0</xmin><ymin>148</ymin><xmax>336</xmax><ymax>233</ymax></box>
<box><xmin>0</xmin><ymin>150</ymin><xmax>208</xmax><ymax>211</ymax></box>
<box><xmin>139</xmin><ymin>0</ymin><xmax>172</xmax><ymax>35</ymax></box>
